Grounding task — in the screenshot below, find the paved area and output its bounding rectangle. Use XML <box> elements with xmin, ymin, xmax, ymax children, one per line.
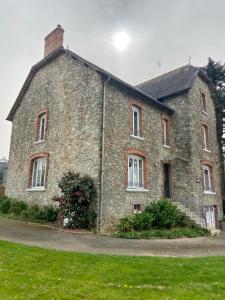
<box><xmin>0</xmin><ymin>218</ymin><xmax>225</xmax><ymax>257</ymax></box>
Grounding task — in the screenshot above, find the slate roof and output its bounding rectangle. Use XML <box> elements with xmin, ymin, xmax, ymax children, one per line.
<box><xmin>7</xmin><ymin>48</ymin><xmax>173</xmax><ymax>121</ymax></box>
<box><xmin>137</xmin><ymin>64</ymin><xmax>209</xmax><ymax>100</ymax></box>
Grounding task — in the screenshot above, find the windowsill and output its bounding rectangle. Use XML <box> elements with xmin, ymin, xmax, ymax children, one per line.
<box><xmin>126</xmin><ymin>188</ymin><xmax>149</xmax><ymax>192</ymax></box>
<box><xmin>163</xmin><ymin>144</ymin><xmax>171</xmax><ymax>149</ymax></box>
<box><xmin>202</xmin><ymin>148</ymin><xmax>211</xmax><ymax>153</ymax></box>
<box><xmin>130</xmin><ymin>135</ymin><xmax>144</xmax><ymax>141</ymax></box>
<box><xmin>26</xmin><ymin>187</ymin><xmax>46</xmax><ymax>192</ymax></box>
<box><xmin>34</xmin><ymin>140</ymin><xmax>45</xmax><ymax>145</ymax></box>
<box><xmin>204</xmin><ymin>191</ymin><xmax>216</xmax><ymax>195</ymax></box>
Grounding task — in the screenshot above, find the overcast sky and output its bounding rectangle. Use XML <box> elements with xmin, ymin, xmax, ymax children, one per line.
<box><xmin>1</xmin><ymin>0</ymin><xmax>225</xmax><ymax>159</ymax></box>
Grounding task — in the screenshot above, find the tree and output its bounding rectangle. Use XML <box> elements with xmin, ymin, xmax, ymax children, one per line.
<box><xmin>205</xmin><ymin>58</ymin><xmax>225</xmax><ymax>154</ymax></box>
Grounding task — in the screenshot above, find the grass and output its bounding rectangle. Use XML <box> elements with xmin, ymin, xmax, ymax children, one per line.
<box><xmin>0</xmin><ymin>240</ymin><xmax>225</xmax><ymax>299</ymax></box>
<box><xmin>113</xmin><ymin>227</ymin><xmax>209</xmax><ymax>239</ymax></box>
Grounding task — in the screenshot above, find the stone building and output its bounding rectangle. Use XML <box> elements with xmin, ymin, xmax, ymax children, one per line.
<box><xmin>6</xmin><ymin>25</ymin><xmax>224</xmax><ymax>231</ymax></box>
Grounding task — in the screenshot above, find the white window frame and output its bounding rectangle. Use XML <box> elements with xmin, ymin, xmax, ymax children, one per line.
<box><xmin>38</xmin><ymin>113</ymin><xmax>46</xmax><ymax>141</ymax></box>
<box><xmin>128</xmin><ymin>155</ymin><xmax>144</xmax><ymax>189</ymax></box>
<box><xmin>203</xmin><ymin>125</ymin><xmax>209</xmax><ymax>150</ymax></box>
<box><xmin>132</xmin><ymin>106</ymin><xmax>140</xmax><ymax>137</ymax></box>
<box><xmin>162</xmin><ymin>119</ymin><xmax>168</xmax><ymax>146</ymax></box>
<box><xmin>202</xmin><ymin>165</ymin><xmax>212</xmax><ymax>192</ymax></box>
<box><xmin>31</xmin><ymin>158</ymin><xmax>47</xmax><ymax>189</ymax></box>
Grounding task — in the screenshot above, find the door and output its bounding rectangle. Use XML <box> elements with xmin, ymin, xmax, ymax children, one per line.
<box><xmin>205</xmin><ymin>206</ymin><xmax>216</xmax><ymax>229</ymax></box>
<box><xmin>163</xmin><ymin>163</ymin><xmax>171</xmax><ymax>198</ymax></box>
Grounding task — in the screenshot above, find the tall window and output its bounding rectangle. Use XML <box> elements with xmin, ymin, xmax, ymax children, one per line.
<box><xmin>162</xmin><ymin>118</ymin><xmax>169</xmax><ymax>146</ymax></box>
<box><xmin>128</xmin><ymin>155</ymin><xmax>144</xmax><ymax>188</ymax></box>
<box><xmin>202</xmin><ymin>165</ymin><xmax>212</xmax><ymax>192</ymax></box>
<box><xmin>201</xmin><ymin>92</ymin><xmax>207</xmax><ymax>112</ymax></box>
<box><xmin>31</xmin><ymin>158</ymin><xmax>47</xmax><ymax>188</ymax></box>
<box><xmin>132</xmin><ymin>106</ymin><xmax>140</xmax><ymax>137</ymax></box>
<box><xmin>38</xmin><ymin>113</ymin><xmax>46</xmax><ymax>141</ymax></box>
<box><xmin>202</xmin><ymin>125</ymin><xmax>209</xmax><ymax>150</ymax></box>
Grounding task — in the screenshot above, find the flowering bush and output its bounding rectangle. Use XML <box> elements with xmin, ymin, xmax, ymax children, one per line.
<box><xmin>52</xmin><ymin>171</ymin><xmax>96</xmax><ymax>229</ymax></box>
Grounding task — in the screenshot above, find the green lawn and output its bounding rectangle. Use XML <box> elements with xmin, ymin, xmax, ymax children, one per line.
<box><xmin>0</xmin><ymin>240</ymin><xmax>225</xmax><ymax>299</ymax></box>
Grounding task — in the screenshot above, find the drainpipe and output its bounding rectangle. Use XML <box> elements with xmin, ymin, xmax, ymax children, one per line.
<box><xmin>99</xmin><ymin>76</ymin><xmax>110</xmax><ymax>233</ymax></box>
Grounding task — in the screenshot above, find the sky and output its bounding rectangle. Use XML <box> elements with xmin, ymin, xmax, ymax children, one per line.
<box><xmin>0</xmin><ymin>0</ymin><xmax>225</xmax><ymax>159</ymax></box>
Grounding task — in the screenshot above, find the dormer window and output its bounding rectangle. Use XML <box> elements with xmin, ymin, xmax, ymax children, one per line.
<box><xmin>35</xmin><ymin>109</ymin><xmax>48</xmax><ymax>143</ymax></box>
<box><xmin>201</xmin><ymin>92</ymin><xmax>207</xmax><ymax>112</ymax></box>
<box><xmin>132</xmin><ymin>106</ymin><xmax>140</xmax><ymax>137</ymax></box>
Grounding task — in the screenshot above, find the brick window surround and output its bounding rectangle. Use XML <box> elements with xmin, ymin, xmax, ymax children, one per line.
<box><xmin>28</xmin><ymin>152</ymin><xmax>49</xmax><ymax>189</ymax></box>
<box><xmin>201</xmin><ymin>160</ymin><xmax>215</xmax><ymax>192</ymax></box>
<box><xmin>35</xmin><ymin>108</ymin><xmax>48</xmax><ymax>142</ymax></box>
<box><xmin>128</xmin><ymin>98</ymin><xmax>144</xmax><ymax>137</ymax></box>
<box><xmin>124</xmin><ymin>148</ymin><xmax>149</xmax><ymax>189</ymax></box>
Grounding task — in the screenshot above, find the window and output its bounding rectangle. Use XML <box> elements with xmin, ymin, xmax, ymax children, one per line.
<box><xmin>162</xmin><ymin>118</ymin><xmax>169</xmax><ymax>146</ymax></box>
<box><xmin>38</xmin><ymin>113</ymin><xmax>46</xmax><ymax>141</ymax></box>
<box><xmin>128</xmin><ymin>155</ymin><xmax>144</xmax><ymax>188</ymax></box>
<box><xmin>132</xmin><ymin>106</ymin><xmax>140</xmax><ymax>137</ymax></box>
<box><xmin>133</xmin><ymin>204</ymin><xmax>142</xmax><ymax>214</ymax></box>
<box><xmin>31</xmin><ymin>158</ymin><xmax>47</xmax><ymax>188</ymax></box>
<box><xmin>201</xmin><ymin>92</ymin><xmax>207</xmax><ymax>112</ymax></box>
<box><xmin>202</xmin><ymin>125</ymin><xmax>209</xmax><ymax>150</ymax></box>
<box><xmin>202</xmin><ymin>165</ymin><xmax>212</xmax><ymax>192</ymax></box>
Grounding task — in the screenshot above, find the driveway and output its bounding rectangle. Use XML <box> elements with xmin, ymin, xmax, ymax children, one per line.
<box><xmin>0</xmin><ymin>218</ymin><xmax>225</xmax><ymax>257</ymax></box>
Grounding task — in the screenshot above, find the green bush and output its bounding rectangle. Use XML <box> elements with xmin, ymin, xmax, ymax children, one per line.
<box><xmin>145</xmin><ymin>199</ymin><xmax>185</xmax><ymax>229</ymax></box>
<box><xmin>117</xmin><ymin>216</ymin><xmax>134</xmax><ymax>232</ymax></box>
<box><xmin>132</xmin><ymin>212</ymin><xmax>154</xmax><ymax>231</ymax></box>
<box><xmin>9</xmin><ymin>200</ymin><xmax>28</xmax><ymax>215</ymax></box>
<box><xmin>52</xmin><ymin>171</ymin><xmax>96</xmax><ymax>229</ymax></box>
<box><xmin>0</xmin><ymin>197</ymin><xmax>11</xmax><ymax>213</ymax></box>
<box><xmin>0</xmin><ymin>196</ymin><xmax>58</xmax><ymax>223</ymax></box>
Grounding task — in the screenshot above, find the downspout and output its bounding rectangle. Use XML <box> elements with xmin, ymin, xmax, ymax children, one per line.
<box><xmin>99</xmin><ymin>76</ymin><xmax>110</xmax><ymax>233</ymax></box>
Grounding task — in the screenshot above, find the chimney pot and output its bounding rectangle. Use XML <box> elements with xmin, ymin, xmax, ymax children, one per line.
<box><xmin>44</xmin><ymin>25</ymin><xmax>64</xmax><ymax>57</ymax></box>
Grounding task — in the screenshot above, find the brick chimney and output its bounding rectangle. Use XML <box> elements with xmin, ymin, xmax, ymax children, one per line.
<box><xmin>44</xmin><ymin>25</ymin><xmax>64</xmax><ymax>57</ymax></box>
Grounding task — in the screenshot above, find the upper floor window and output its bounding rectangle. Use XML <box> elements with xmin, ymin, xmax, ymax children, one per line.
<box><xmin>202</xmin><ymin>165</ymin><xmax>212</xmax><ymax>192</ymax></box>
<box><xmin>201</xmin><ymin>92</ymin><xmax>207</xmax><ymax>112</ymax></box>
<box><xmin>128</xmin><ymin>155</ymin><xmax>144</xmax><ymax>189</ymax></box>
<box><xmin>162</xmin><ymin>118</ymin><xmax>169</xmax><ymax>146</ymax></box>
<box><xmin>31</xmin><ymin>158</ymin><xmax>47</xmax><ymax>189</ymax></box>
<box><xmin>35</xmin><ymin>109</ymin><xmax>48</xmax><ymax>143</ymax></box>
<box><xmin>202</xmin><ymin>124</ymin><xmax>209</xmax><ymax>150</ymax></box>
<box><xmin>132</xmin><ymin>106</ymin><xmax>140</xmax><ymax>137</ymax></box>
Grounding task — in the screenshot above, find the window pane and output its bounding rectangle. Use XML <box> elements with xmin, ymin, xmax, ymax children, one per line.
<box><xmin>139</xmin><ymin>159</ymin><xmax>143</xmax><ymax>187</ymax></box>
<box><xmin>133</xmin><ymin>159</ymin><xmax>138</xmax><ymax>186</ymax></box>
<box><xmin>204</xmin><ymin>168</ymin><xmax>210</xmax><ymax>191</ymax></box>
<box><xmin>128</xmin><ymin>158</ymin><xmax>133</xmax><ymax>187</ymax></box>
<box><xmin>41</xmin><ymin>160</ymin><xmax>46</xmax><ymax>186</ymax></box>
<box><xmin>36</xmin><ymin>160</ymin><xmax>42</xmax><ymax>186</ymax></box>
<box><xmin>32</xmin><ymin>158</ymin><xmax>46</xmax><ymax>188</ymax></box>
<box><xmin>32</xmin><ymin>161</ymin><xmax>38</xmax><ymax>187</ymax></box>
<box><xmin>39</xmin><ymin>114</ymin><xmax>46</xmax><ymax>141</ymax></box>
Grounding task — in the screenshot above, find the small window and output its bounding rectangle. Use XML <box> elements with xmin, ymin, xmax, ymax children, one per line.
<box><xmin>133</xmin><ymin>204</ymin><xmax>142</xmax><ymax>214</ymax></box>
<box><xmin>201</xmin><ymin>92</ymin><xmax>207</xmax><ymax>112</ymax></box>
<box><xmin>132</xmin><ymin>106</ymin><xmax>140</xmax><ymax>137</ymax></box>
<box><xmin>202</xmin><ymin>165</ymin><xmax>212</xmax><ymax>192</ymax></box>
<box><xmin>162</xmin><ymin>119</ymin><xmax>169</xmax><ymax>146</ymax></box>
<box><xmin>31</xmin><ymin>158</ymin><xmax>47</xmax><ymax>188</ymax></box>
<box><xmin>128</xmin><ymin>155</ymin><xmax>144</xmax><ymax>188</ymax></box>
<box><xmin>38</xmin><ymin>113</ymin><xmax>46</xmax><ymax>141</ymax></box>
<box><xmin>202</xmin><ymin>125</ymin><xmax>209</xmax><ymax>150</ymax></box>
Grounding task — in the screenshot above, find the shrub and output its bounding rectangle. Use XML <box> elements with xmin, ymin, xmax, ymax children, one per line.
<box><xmin>9</xmin><ymin>200</ymin><xmax>28</xmax><ymax>215</ymax></box>
<box><xmin>0</xmin><ymin>197</ymin><xmax>11</xmax><ymax>214</ymax></box>
<box><xmin>117</xmin><ymin>216</ymin><xmax>134</xmax><ymax>232</ymax></box>
<box><xmin>145</xmin><ymin>199</ymin><xmax>185</xmax><ymax>229</ymax></box>
<box><xmin>52</xmin><ymin>171</ymin><xmax>96</xmax><ymax>229</ymax></box>
<box><xmin>132</xmin><ymin>212</ymin><xmax>154</xmax><ymax>231</ymax></box>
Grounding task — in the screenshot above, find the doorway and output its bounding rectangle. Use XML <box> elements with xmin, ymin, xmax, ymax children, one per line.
<box><xmin>163</xmin><ymin>163</ymin><xmax>171</xmax><ymax>198</ymax></box>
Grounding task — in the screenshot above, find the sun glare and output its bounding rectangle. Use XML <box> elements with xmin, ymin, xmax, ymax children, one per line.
<box><xmin>113</xmin><ymin>31</ymin><xmax>130</xmax><ymax>52</ymax></box>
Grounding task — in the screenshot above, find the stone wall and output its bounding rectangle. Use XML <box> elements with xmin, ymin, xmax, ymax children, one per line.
<box><xmin>6</xmin><ymin>54</ymin><xmax>103</xmax><ymax>209</ymax></box>
<box><xmin>101</xmin><ymin>81</ymin><xmax>174</xmax><ymax>231</ymax></box>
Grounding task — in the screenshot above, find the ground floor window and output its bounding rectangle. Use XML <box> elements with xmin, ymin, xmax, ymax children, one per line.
<box><xmin>31</xmin><ymin>158</ymin><xmax>47</xmax><ymax>188</ymax></box>
<box><xmin>202</xmin><ymin>165</ymin><xmax>212</xmax><ymax>192</ymax></box>
<box><xmin>204</xmin><ymin>205</ymin><xmax>217</xmax><ymax>229</ymax></box>
<box><xmin>128</xmin><ymin>155</ymin><xmax>144</xmax><ymax>188</ymax></box>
